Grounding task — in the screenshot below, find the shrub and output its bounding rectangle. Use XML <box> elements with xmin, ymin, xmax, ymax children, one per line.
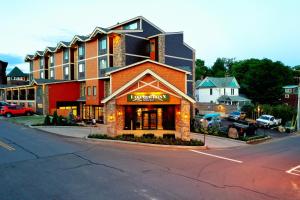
<box><xmin>52</xmin><ymin>111</ymin><xmax>58</xmax><ymax>125</ymax></box>
<box><xmin>44</xmin><ymin>115</ymin><xmax>51</xmax><ymax>125</ymax></box>
<box><xmin>142</xmin><ymin>133</ymin><xmax>155</xmax><ymax>139</ymax></box>
<box><xmin>163</xmin><ymin>134</ymin><xmax>175</xmax><ymax>139</ymax></box>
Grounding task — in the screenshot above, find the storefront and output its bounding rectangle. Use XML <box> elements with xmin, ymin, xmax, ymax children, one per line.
<box><xmin>101</xmin><ymin>60</ymin><xmax>195</xmax><ymax>140</ymax></box>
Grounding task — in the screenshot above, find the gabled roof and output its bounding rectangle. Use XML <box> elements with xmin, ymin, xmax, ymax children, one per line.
<box><xmin>196</xmin><ymin>77</ymin><xmax>240</xmax><ymax>89</ymax></box>
<box><xmin>7</xmin><ymin>66</ymin><xmax>27</xmax><ymax>77</ymax></box>
<box><xmin>106</xmin><ymin>59</ymin><xmax>191</xmax><ymax>75</ymax></box>
<box><xmin>102</xmin><ymin>69</ymin><xmax>195</xmax><ymax>104</ymax></box>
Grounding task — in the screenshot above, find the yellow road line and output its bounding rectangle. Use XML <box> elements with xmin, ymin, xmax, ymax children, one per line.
<box><xmin>0</xmin><ymin>140</ymin><xmax>15</xmax><ymax>151</ymax></box>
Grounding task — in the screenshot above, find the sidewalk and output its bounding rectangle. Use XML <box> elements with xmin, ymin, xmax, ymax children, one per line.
<box><xmin>31</xmin><ymin>126</ymin><xmax>103</xmax><ymax>138</ymax></box>
<box><xmin>190</xmin><ymin>132</ymin><xmax>248</xmax><ymax>149</ymax></box>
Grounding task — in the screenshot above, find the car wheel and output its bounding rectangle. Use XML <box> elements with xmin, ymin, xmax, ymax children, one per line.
<box><xmin>26</xmin><ymin>112</ymin><xmax>32</xmax><ymax>116</ymax></box>
<box><xmin>6</xmin><ymin>113</ymin><xmax>12</xmax><ymax>118</ymax></box>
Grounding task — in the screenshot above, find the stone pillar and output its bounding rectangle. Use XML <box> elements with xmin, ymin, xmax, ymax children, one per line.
<box><xmin>116</xmin><ymin>105</ymin><xmax>125</xmax><ymax>131</ymax></box>
<box><xmin>158</xmin><ymin>35</ymin><xmax>165</xmax><ymax>64</ymax></box>
<box><xmin>113</xmin><ymin>34</ymin><xmax>126</xmax><ymax>67</ymax></box>
<box><xmin>180</xmin><ymin>99</ymin><xmax>191</xmax><ymax>141</ymax></box>
<box><xmin>105</xmin><ymin>99</ymin><xmax>117</xmax><ymax>137</ymax></box>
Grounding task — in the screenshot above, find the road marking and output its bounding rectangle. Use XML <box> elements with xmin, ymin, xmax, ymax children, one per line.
<box><xmin>0</xmin><ymin>140</ymin><xmax>15</xmax><ymax>151</ymax></box>
<box><xmin>189</xmin><ymin>150</ymin><xmax>243</xmax><ymax>164</ymax></box>
<box><xmin>286</xmin><ymin>165</ymin><xmax>300</xmax><ymax>176</ymax></box>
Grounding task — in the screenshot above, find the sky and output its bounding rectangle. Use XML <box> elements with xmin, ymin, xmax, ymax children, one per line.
<box><xmin>0</xmin><ymin>0</ymin><xmax>299</xmax><ymax>73</ymax></box>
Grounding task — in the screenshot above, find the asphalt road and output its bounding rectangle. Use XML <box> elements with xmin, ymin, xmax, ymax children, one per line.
<box><xmin>0</xmin><ymin>120</ymin><xmax>299</xmax><ymax>200</ymax></box>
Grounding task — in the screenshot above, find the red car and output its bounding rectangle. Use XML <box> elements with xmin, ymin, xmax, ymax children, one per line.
<box><xmin>0</xmin><ymin>105</ymin><xmax>34</xmax><ymax>118</ymax></box>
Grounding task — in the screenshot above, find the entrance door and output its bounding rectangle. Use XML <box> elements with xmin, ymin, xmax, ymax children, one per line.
<box><xmin>142</xmin><ymin>111</ymin><xmax>157</xmax><ymax>130</ymax></box>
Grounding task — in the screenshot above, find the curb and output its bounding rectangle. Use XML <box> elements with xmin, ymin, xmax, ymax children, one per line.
<box><xmin>191</xmin><ymin>133</ymin><xmax>247</xmax><ymax>144</ymax></box>
<box><xmin>85</xmin><ymin>137</ymin><xmax>208</xmax><ymax>150</ymax></box>
<box><xmin>28</xmin><ymin>125</ymin><xmax>85</xmax><ymax>139</ymax></box>
<box><xmin>246</xmin><ymin>136</ymin><xmax>272</xmax><ymax>144</ymax></box>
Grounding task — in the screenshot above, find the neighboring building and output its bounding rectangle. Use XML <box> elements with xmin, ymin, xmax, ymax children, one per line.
<box><xmin>195</xmin><ymin>77</ymin><xmax>250</xmax><ymax>106</ymax></box>
<box><xmin>0</xmin><ymin>16</ymin><xmax>195</xmax><ymax>139</ymax></box>
<box><xmin>282</xmin><ymin>85</ymin><xmax>298</xmax><ymax>107</ymax></box>
<box><xmin>0</xmin><ymin>60</ymin><xmax>8</xmax><ymax>85</ymax></box>
<box><xmin>7</xmin><ymin>66</ymin><xmax>29</xmax><ymax>85</ymax></box>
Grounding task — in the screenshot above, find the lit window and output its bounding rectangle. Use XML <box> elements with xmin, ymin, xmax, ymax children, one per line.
<box><xmin>50</xmin><ymin>55</ymin><xmax>54</xmax><ymax>64</ymax></box>
<box><xmin>124</xmin><ymin>22</ymin><xmax>138</xmax><ymax>30</ymax></box>
<box><xmin>100</xmin><ymin>59</ymin><xmax>107</xmax><ymax>69</ymax></box>
<box><xmin>65</xmin><ymin>67</ymin><xmax>69</xmax><ymax>75</ymax></box>
<box><xmin>93</xmin><ymin>86</ymin><xmax>97</xmax><ymax>96</ymax></box>
<box><xmin>50</xmin><ymin>69</ymin><xmax>54</xmax><ymax>78</ymax></box>
<box><xmin>100</xmin><ymin>38</ymin><xmax>107</xmax><ymax>50</ymax></box>
<box><xmin>79</xmin><ymin>64</ymin><xmax>84</xmax><ymax>73</ymax></box>
<box><xmin>87</xmin><ymin>86</ymin><xmax>91</xmax><ymax>96</ymax></box>
<box><xmin>40</xmin><ymin>71</ymin><xmax>44</xmax><ymax>79</ymax></box>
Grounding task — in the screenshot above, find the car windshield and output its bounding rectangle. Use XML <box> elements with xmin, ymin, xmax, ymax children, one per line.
<box><xmin>231</xmin><ymin>112</ymin><xmax>240</xmax><ymax>115</ymax></box>
<box><xmin>260</xmin><ymin>116</ymin><xmax>270</xmax><ymax>120</ymax></box>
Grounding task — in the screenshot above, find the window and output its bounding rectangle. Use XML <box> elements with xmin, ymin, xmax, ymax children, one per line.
<box><xmin>124</xmin><ymin>22</ymin><xmax>138</xmax><ymax>30</ymax></box>
<box><xmin>224</xmin><ymin>88</ymin><xmax>226</xmax><ymax>95</ymax></box>
<box><xmin>79</xmin><ymin>63</ymin><xmax>84</xmax><ymax>73</ymax></box>
<box><xmin>50</xmin><ymin>55</ymin><xmax>54</xmax><ymax>64</ymax></box>
<box><xmin>79</xmin><ymin>46</ymin><xmax>84</xmax><ymax>57</ymax></box>
<box><xmin>99</xmin><ymin>59</ymin><xmax>107</xmax><ymax>69</ymax></box>
<box><xmin>81</xmin><ymin>86</ymin><xmax>86</xmax><ymax>97</ymax></box>
<box><xmin>50</xmin><ymin>69</ymin><xmax>54</xmax><ymax>78</ymax></box>
<box><xmin>150</xmin><ymin>41</ymin><xmax>155</xmax><ymax>52</ymax></box>
<box><xmin>87</xmin><ymin>86</ymin><xmax>91</xmax><ymax>96</ymax></box>
<box><xmin>40</xmin><ymin>71</ymin><xmax>44</xmax><ymax>79</ymax></box>
<box><xmin>64</xmin><ymin>66</ymin><xmax>69</xmax><ymax>75</ymax></box>
<box><xmin>210</xmin><ymin>88</ymin><xmax>213</xmax><ymax>95</ymax></box>
<box><xmin>40</xmin><ymin>58</ymin><xmax>44</xmax><ymax>67</ymax></box>
<box><xmin>231</xmin><ymin>89</ymin><xmax>234</xmax><ymax>95</ymax></box>
<box><xmin>100</xmin><ymin>38</ymin><xmax>107</xmax><ymax>50</ymax></box>
<box><xmin>93</xmin><ymin>86</ymin><xmax>97</xmax><ymax>96</ymax></box>
<box><xmin>64</xmin><ymin>49</ymin><xmax>69</xmax><ymax>60</ymax></box>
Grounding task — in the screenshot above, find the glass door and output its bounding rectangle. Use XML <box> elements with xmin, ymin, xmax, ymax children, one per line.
<box><xmin>142</xmin><ymin>111</ymin><xmax>157</xmax><ymax>130</ymax></box>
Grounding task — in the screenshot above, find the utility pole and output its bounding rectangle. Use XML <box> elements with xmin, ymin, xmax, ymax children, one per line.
<box><xmin>294</xmin><ymin>77</ymin><xmax>300</xmax><ymax>131</ymax></box>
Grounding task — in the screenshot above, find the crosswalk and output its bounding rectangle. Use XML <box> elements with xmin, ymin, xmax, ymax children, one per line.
<box><xmin>286</xmin><ymin>165</ymin><xmax>300</xmax><ymax>176</ymax></box>
<box><xmin>0</xmin><ymin>140</ymin><xmax>15</xmax><ymax>151</ymax></box>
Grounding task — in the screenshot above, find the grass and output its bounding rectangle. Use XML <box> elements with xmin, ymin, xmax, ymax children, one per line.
<box><xmin>88</xmin><ymin>134</ymin><xmax>204</xmax><ymax>146</ymax></box>
<box><xmin>5</xmin><ymin>115</ymin><xmax>45</xmax><ymax>126</ymax></box>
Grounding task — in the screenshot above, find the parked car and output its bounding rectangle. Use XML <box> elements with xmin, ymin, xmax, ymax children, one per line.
<box><xmin>0</xmin><ymin>105</ymin><xmax>34</xmax><ymax>118</ymax></box>
<box><xmin>195</xmin><ymin>113</ymin><xmax>222</xmax><ymax>128</ymax></box>
<box><xmin>256</xmin><ymin>115</ymin><xmax>281</xmax><ymax>128</ymax></box>
<box><xmin>0</xmin><ymin>101</ymin><xmax>9</xmax><ymax>109</ymax></box>
<box><xmin>228</xmin><ymin>111</ymin><xmax>246</xmax><ymax>121</ymax></box>
<box><xmin>231</xmin><ymin>120</ymin><xmax>257</xmax><ymax>137</ymax></box>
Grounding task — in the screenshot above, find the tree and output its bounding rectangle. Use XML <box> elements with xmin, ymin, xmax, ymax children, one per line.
<box><xmin>230</xmin><ymin>58</ymin><xmax>294</xmax><ymax>104</ymax></box>
<box><xmin>195</xmin><ymin>59</ymin><xmax>210</xmax><ymax>80</ymax></box>
<box><xmin>210</xmin><ymin>58</ymin><xmax>235</xmax><ymax>77</ymax></box>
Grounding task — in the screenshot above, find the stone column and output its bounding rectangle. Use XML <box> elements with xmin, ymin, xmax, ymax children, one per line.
<box><xmin>158</xmin><ymin>35</ymin><xmax>165</xmax><ymax>64</ymax></box>
<box><xmin>180</xmin><ymin>99</ymin><xmax>191</xmax><ymax>141</ymax></box>
<box><xmin>113</xmin><ymin>34</ymin><xmax>126</xmax><ymax>67</ymax></box>
<box><xmin>106</xmin><ymin>99</ymin><xmax>117</xmax><ymax>137</ymax></box>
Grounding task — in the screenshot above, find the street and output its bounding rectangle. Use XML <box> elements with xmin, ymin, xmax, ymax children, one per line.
<box><xmin>0</xmin><ymin>120</ymin><xmax>300</xmax><ymax>200</ymax></box>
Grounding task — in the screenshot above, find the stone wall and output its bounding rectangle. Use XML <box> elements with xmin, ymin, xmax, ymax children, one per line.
<box><xmin>158</xmin><ymin>35</ymin><xmax>165</xmax><ymax>64</ymax></box>
<box><xmin>113</xmin><ymin>34</ymin><xmax>126</xmax><ymax>67</ymax></box>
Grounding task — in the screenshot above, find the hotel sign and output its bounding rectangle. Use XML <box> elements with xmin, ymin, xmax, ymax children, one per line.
<box><xmin>127</xmin><ymin>92</ymin><xmax>170</xmax><ymax>102</ymax></box>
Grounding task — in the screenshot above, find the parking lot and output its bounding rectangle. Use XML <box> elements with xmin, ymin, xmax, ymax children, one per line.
<box><xmin>221</xmin><ymin>118</ymin><xmax>295</xmax><ymax>139</ymax></box>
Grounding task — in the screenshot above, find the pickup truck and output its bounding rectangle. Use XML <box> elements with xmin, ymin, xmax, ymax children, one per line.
<box><xmin>256</xmin><ymin>115</ymin><xmax>281</xmax><ymax>128</ymax></box>
<box><xmin>0</xmin><ymin>105</ymin><xmax>34</xmax><ymax>118</ymax></box>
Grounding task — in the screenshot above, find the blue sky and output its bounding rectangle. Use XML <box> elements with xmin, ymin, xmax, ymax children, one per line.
<box><xmin>0</xmin><ymin>0</ymin><xmax>299</xmax><ymax>73</ymax></box>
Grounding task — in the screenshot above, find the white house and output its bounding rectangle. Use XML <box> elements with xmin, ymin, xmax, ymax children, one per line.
<box><xmin>195</xmin><ymin>77</ymin><xmax>251</xmax><ymax>106</ymax></box>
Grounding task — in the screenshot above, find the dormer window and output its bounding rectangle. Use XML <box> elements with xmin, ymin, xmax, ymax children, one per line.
<box><xmin>123</xmin><ymin>22</ymin><xmax>138</xmax><ymax>30</ymax></box>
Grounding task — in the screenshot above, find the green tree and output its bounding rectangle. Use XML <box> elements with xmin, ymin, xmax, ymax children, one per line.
<box><xmin>211</xmin><ymin>58</ymin><xmax>226</xmax><ymax>77</ymax></box>
<box><xmin>230</xmin><ymin>58</ymin><xmax>294</xmax><ymax>104</ymax></box>
<box><xmin>195</xmin><ymin>59</ymin><xmax>210</xmax><ymax>80</ymax></box>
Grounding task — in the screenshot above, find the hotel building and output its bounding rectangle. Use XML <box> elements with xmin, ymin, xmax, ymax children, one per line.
<box><xmin>0</xmin><ymin>16</ymin><xmax>195</xmax><ymax>139</ymax></box>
